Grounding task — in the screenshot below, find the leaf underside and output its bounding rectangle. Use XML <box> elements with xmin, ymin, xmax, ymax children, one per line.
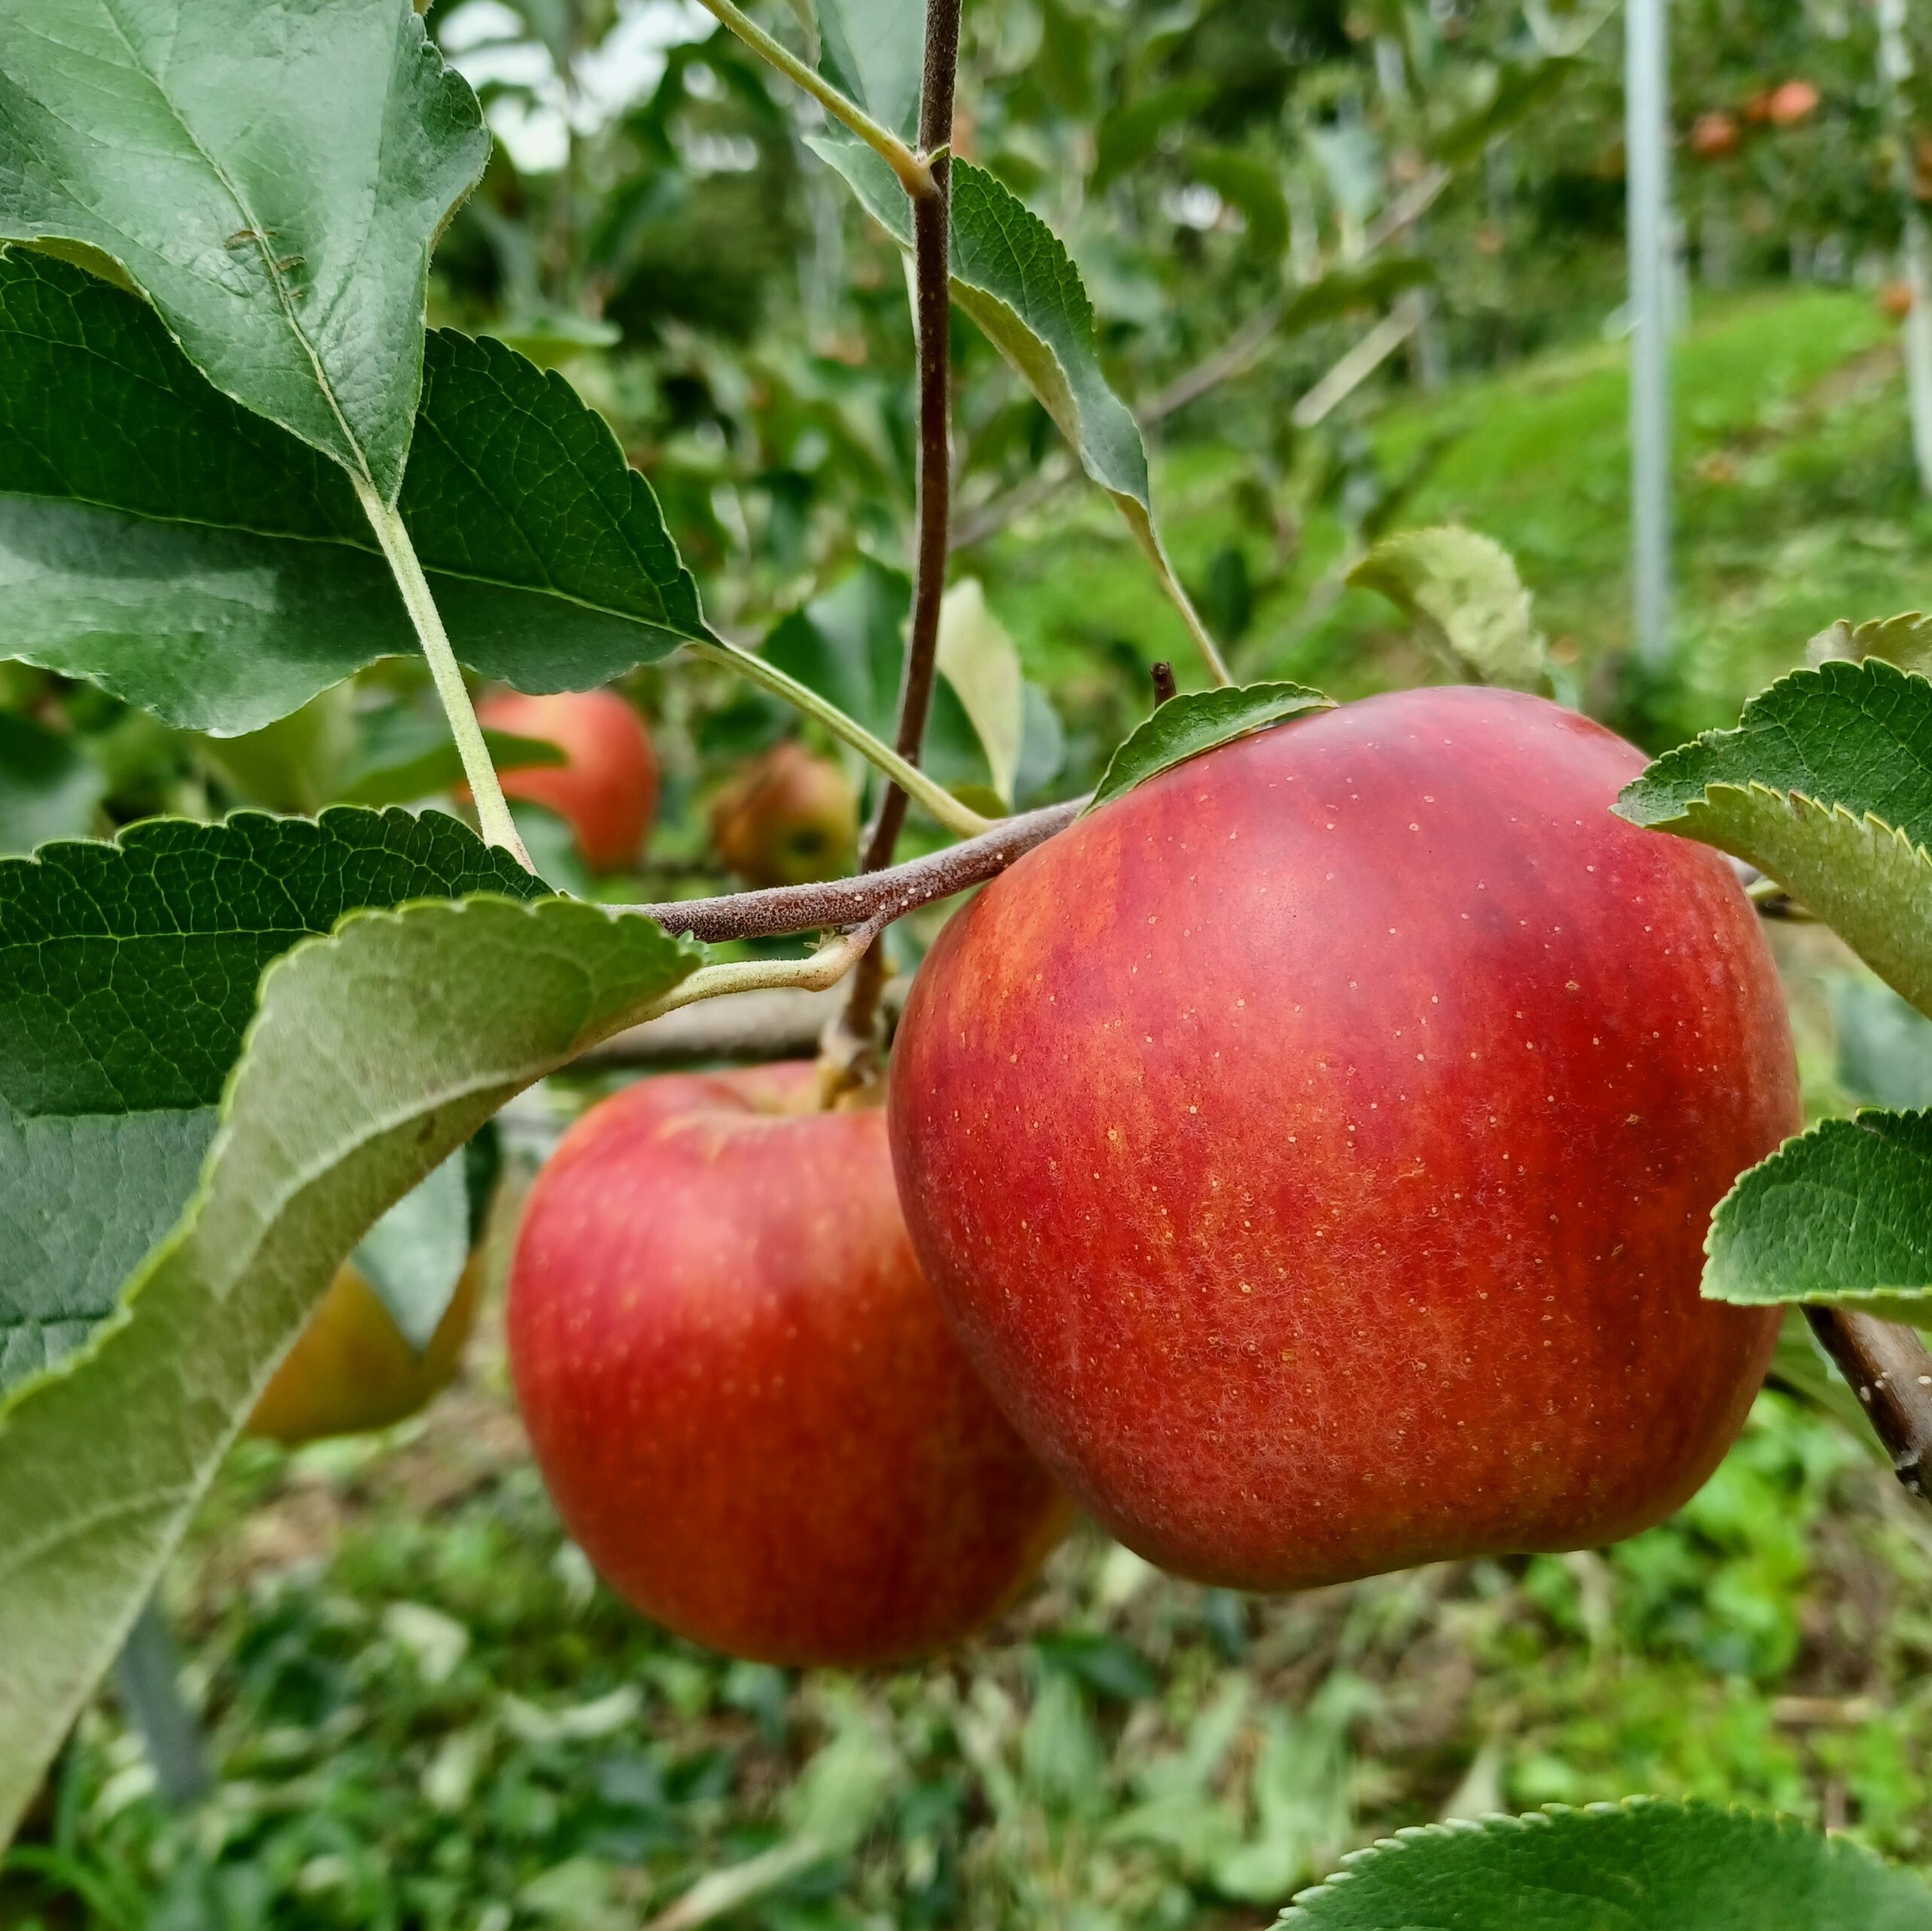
<box><xmin>0</xmin><ymin>848</ymin><xmax>702</xmax><ymax>1841</ymax></box>
<box><xmin>0</xmin><ymin>808</ymin><xmax>545</xmax><ymax>1395</ymax></box>
<box><xmin>1347</xmin><ymin>524</ymin><xmax>1546</xmax><ymax>691</ymax></box>
<box><xmin>1620</xmin><ymin>658</ymin><xmax>1932</xmax><ymax>1311</ymax></box>
<box><xmin>0</xmin><ymin>0</ymin><xmax>488</xmax><ymax>501</ymax></box>
<box><xmin>0</xmin><ymin>250</ymin><xmax>709</xmax><ymax>731</ymax></box>
<box><xmin>1282</xmin><ymin>1799</ymin><xmax>1932</xmax><ymax>1927</ymax></box>
<box><xmin>1087</xmin><ymin>683</ymin><xmax>1333</xmax><ymax>813</ymax></box>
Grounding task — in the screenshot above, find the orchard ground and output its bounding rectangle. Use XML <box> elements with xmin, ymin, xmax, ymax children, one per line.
<box><xmin>11</xmin><ymin>287</ymin><xmax>1932</xmax><ymax>1927</ymax></box>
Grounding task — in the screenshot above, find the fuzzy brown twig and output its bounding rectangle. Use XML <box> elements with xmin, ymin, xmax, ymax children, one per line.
<box><xmin>1804</xmin><ymin>1308</ymin><xmax>1932</xmax><ymax>1506</ymax></box>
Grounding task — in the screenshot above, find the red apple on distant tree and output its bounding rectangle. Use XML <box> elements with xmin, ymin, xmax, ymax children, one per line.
<box><xmin>1690</xmin><ymin>111</ymin><xmax>1739</xmax><ymax>160</ymax></box>
<box><xmin>1882</xmin><ymin>279</ymin><xmax>1915</xmax><ymax>322</ymax></box>
<box><xmin>507</xmin><ymin>1063</ymin><xmax>1071</xmax><ymax>1665</ymax></box>
<box><xmin>889</xmin><ymin>687</ymin><xmax>1798</xmax><ymax>1592</ymax></box>
<box><xmin>472</xmin><ymin>688</ymin><xmax>657</xmax><ymax>872</ymax></box>
<box><xmin>710</xmin><ymin>740</ymin><xmax>859</xmax><ymax>887</ymax></box>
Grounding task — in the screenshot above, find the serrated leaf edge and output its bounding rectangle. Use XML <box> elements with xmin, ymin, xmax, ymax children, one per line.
<box><xmin>1277</xmin><ymin>1798</ymin><xmax>1895</xmax><ymax>1920</ymax></box>
<box><xmin>1086</xmin><ymin>682</ymin><xmax>1335</xmax><ymax>815</ymax></box>
<box><xmin>1703</xmin><ymin>1107</ymin><xmax>1932</xmax><ymax>1310</ymax></box>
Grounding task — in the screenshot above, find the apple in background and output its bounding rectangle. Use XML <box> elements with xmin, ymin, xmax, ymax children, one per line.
<box><xmin>247</xmin><ymin>1254</ymin><xmax>481</xmax><ymax>1446</ymax></box>
<box><xmin>1766</xmin><ymin>78</ymin><xmax>1821</xmax><ymax>126</ymax></box>
<box><xmin>1690</xmin><ymin>111</ymin><xmax>1739</xmax><ymax>160</ymax></box>
<box><xmin>710</xmin><ymin>740</ymin><xmax>860</xmax><ymax>887</ymax></box>
<box><xmin>506</xmin><ymin>1063</ymin><xmax>1071</xmax><ymax>1665</ymax></box>
<box><xmin>889</xmin><ymin>687</ymin><xmax>1798</xmax><ymax>1592</ymax></box>
<box><xmin>474</xmin><ymin>688</ymin><xmax>657</xmax><ymax>872</ymax></box>
<box><xmin>1882</xmin><ymin>280</ymin><xmax>1915</xmax><ymax>322</ymax></box>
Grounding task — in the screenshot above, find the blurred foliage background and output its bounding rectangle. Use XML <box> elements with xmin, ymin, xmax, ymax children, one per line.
<box><xmin>13</xmin><ymin>0</ymin><xmax>1932</xmax><ymax>1920</ymax></box>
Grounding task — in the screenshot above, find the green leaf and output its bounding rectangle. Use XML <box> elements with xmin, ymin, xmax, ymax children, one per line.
<box><xmin>1615</xmin><ymin>660</ymin><xmax>1932</xmax><ymax>1013</ymax></box>
<box><xmin>0</xmin><ymin>808</ymin><xmax>546</xmax><ymax>1398</ymax></box>
<box><xmin>1282</xmin><ymin>1799</ymin><xmax>1932</xmax><ymax>1927</ymax></box>
<box><xmin>1807</xmin><ymin>609</ymin><xmax>1932</xmax><ymax>676</ymax></box>
<box><xmin>336</xmin><ymin>714</ymin><xmax>567</xmax><ymax>810</ymax></box>
<box><xmin>1833</xmin><ymin>976</ymin><xmax>1932</xmax><ymax>1111</ymax></box>
<box><xmin>1347</xmin><ymin>526</ymin><xmax>1546</xmax><ymax>690</ymax></box>
<box><xmin>762</xmin><ymin>558</ymin><xmax>909</xmax><ymax>742</ymax></box>
<box><xmin>936</xmin><ymin>581</ymin><xmax>1025</xmax><ymax>806</ymax></box>
<box><xmin>818</xmin><ymin>0</ymin><xmax>923</xmax><ymax>138</ymax></box>
<box><xmin>1431</xmin><ymin>56</ymin><xmax>1577</xmax><ymax>168</ymax></box>
<box><xmin>806</xmin><ymin>142</ymin><xmax>1174</xmax><ymax>568</ymax></box>
<box><xmin>352</xmin><ymin>1150</ymin><xmax>469</xmax><ymax>1353</ymax></box>
<box><xmin>0</xmin><ymin>250</ymin><xmax>709</xmax><ymax>730</ymax></box>
<box><xmin>0</xmin><ymin>0</ymin><xmax>488</xmax><ymax>502</ymax></box>
<box><xmin>1704</xmin><ymin>1111</ymin><xmax>1932</xmax><ymax>1314</ymax></box>
<box><xmin>1086</xmin><ymin>682</ymin><xmax>1332</xmax><ymax>815</ymax></box>
<box><xmin>0</xmin><ymin>885</ymin><xmax>701</xmax><ymax>1841</ymax></box>
<box><xmin>0</xmin><ymin>715</ymin><xmax>103</xmax><ymax>855</ymax></box>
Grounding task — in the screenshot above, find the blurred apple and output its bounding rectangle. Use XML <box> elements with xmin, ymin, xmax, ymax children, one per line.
<box><xmin>709</xmin><ymin>740</ymin><xmax>859</xmax><ymax>887</ymax></box>
<box><xmin>1766</xmin><ymin>79</ymin><xmax>1819</xmax><ymax>126</ymax></box>
<box><xmin>1690</xmin><ymin>111</ymin><xmax>1739</xmax><ymax>160</ymax></box>
<box><xmin>1882</xmin><ymin>279</ymin><xmax>1915</xmax><ymax>321</ymax></box>
<box><xmin>247</xmin><ymin>1254</ymin><xmax>481</xmax><ymax>1446</ymax></box>
<box><xmin>471</xmin><ymin>689</ymin><xmax>658</xmax><ymax>872</ymax></box>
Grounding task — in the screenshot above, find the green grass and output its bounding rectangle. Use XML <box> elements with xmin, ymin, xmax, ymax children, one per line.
<box><xmin>976</xmin><ymin>284</ymin><xmax>1932</xmax><ymax>760</ymax></box>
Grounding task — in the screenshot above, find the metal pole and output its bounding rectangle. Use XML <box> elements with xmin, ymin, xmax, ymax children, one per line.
<box><xmin>1626</xmin><ymin>0</ymin><xmax>1672</xmax><ymax>668</ymax></box>
<box><xmin>113</xmin><ymin>1597</ymin><xmax>211</xmax><ymax>1807</ymax></box>
<box><xmin>1879</xmin><ymin>0</ymin><xmax>1932</xmax><ymax>495</ymax></box>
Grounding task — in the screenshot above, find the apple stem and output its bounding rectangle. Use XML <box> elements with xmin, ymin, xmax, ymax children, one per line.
<box><xmin>1803</xmin><ymin>1307</ymin><xmax>1932</xmax><ymax>1509</ymax></box>
<box><xmin>822</xmin><ymin>0</ymin><xmax>965</xmax><ymax>1102</ymax></box>
<box><xmin>1151</xmin><ymin>661</ymin><xmax>1177</xmax><ymax>706</ymax></box>
<box><xmin>615</xmin><ymin>797</ymin><xmax>1080</xmax><ymax>943</ymax></box>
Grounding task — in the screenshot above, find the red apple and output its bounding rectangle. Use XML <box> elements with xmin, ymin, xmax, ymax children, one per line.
<box><xmin>506</xmin><ymin>1063</ymin><xmax>1071</xmax><ymax>1665</ymax></box>
<box><xmin>1882</xmin><ymin>279</ymin><xmax>1915</xmax><ymax>322</ymax></box>
<box><xmin>474</xmin><ymin>688</ymin><xmax>657</xmax><ymax>872</ymax></box>
<box><xmin>889</xmin><ymin>687</ymin><xmax>1798</xmax><ymax>1592</ymax></box>
<box><xmin>710</xmin><ymin>740</ymin><xmax>860</xmax><ymax>887</ymax></box>
<box><xmin>1766</xmin><ymin>79</ymin><xmax>1819</xmax><ymax>126</ymax></box>
<box><xmin>1690</xmin><ymin>111</ymin><xmax>1739</xmax><ymax>160</ymax></box>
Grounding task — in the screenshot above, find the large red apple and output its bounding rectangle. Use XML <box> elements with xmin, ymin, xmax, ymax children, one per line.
<box><xmin>475</xmin><ymin>688</ymin><xmax>657</xmax><ymax>871</ymax></box>
<box><xmin>889</xmin><ymin>687</ymin><xmax>1798</xmax><ymax>1592</ymax></box>
<box><xmin>506</xmin><ymin>1063</ymin><xmax>1071</xmax><ymax>1665</ymax></box>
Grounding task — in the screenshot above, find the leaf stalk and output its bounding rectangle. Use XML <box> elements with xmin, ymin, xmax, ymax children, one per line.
<box><xmin>692</xmin><ymin>0</ymin><xmax>936</xmax><ymax>199</ymax></box>
<box><xmin>685</xmin><ymin>634</ymin><xmax>992</xmax><ymax>839</ymax></box>
<box><xmin>354</xmin><ymin>478</ymin><xmax>534</xmax><ymax>871</ymax></box>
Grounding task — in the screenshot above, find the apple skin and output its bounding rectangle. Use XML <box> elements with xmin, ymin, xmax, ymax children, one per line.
<box><xmin>888</xmin><ymin>686</ymin><xmax>1798</xmax><ymax>1592</ymax></box>
<box><xmin>710</xmin><ymin>741</ymin><xmax>860</xmax><ymax>887</ymax></box>
<box><xmin>475</xmin><ymin>688</ymin><xmax>658</xmax><ymax>872</ymax></box>
<box><xmin>506</xmin><ymin>1062</ymin><xmax>1072</xmax><ymax>1666</ymax></box>
<box><xmin>247</xmin><ymin>1254</ymin><xmax>481</xmax><ymax>1446</ymax></box>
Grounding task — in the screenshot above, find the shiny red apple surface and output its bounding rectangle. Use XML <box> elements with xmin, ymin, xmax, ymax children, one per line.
<box><xmin>508</xmin><ymin>1063</ymin><xmax>1071</xmax><ymax>1665</ymax></box>
<box><xmin>476</xmin><ymin>688</ymin><xmax>657</xmax><ymax>871</ymax></box>
<box><xmin>889</xmin><ymin>686</ymin><xmax>1798</xmax><ymax>1591</ymax></box>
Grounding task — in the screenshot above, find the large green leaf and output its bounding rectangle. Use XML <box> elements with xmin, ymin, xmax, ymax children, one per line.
<box><xmin>1347</xmin><ymin>526</ymin><xmax>1547</xmax><ymax>691</ymax></box>
<box><xmin>1616</xmin><ymin>660</ymin><xmax>1932</xmax><ymax>1015</ymax></box>
<box><xmin>0</xmin><ymin>250</ymin><xmax>708</xmax><ymax>730</ymax></box>
<box><xmin>0</xmin><ymin>879</ymin><xmax>701</xmax><ymax>1841</ymax></box>
<box><xmin>1704</xmin><ymin>1112</ymin><xmax>1932</xmax><ymax>1314</ymax></box>
<box><xmin>0</xmin><ymin>0</ymin><xmax>488</xmax><ymax>502</ymax></box>
<box><xmin>1086</xmin><ymin>683</ymin><xmax>1332</xmax><ymax>815</ymax></box>
<box><xmin>0</xmin><ymin>809</ymin><xmax>545</xmax><ymax>1396</ymax></box>
<box><xmin>805</xmin><ymin>141</ymin><xmax>1176</xmax><ymax>576</ymax></box>
<box><xmin>1282</xmin><ymin>1800</ymin><xmax>1932</xmax><ymax>1927</ymax></box>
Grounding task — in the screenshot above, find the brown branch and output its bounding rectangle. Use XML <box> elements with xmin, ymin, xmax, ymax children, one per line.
<box><xmin>824</xmin><ymin>0</ymin><xmax>964</xmax><ymax>1096</ymax></box>
<box><xmin>1803</xmin><ymin>1308</ymin><xmax>1932</xmax><ymax>1505</ymax></box>
<box><xmin>618</xmin><ymin>797</ymin><xmax>1081</xmax><ymax>943</ymax></box>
